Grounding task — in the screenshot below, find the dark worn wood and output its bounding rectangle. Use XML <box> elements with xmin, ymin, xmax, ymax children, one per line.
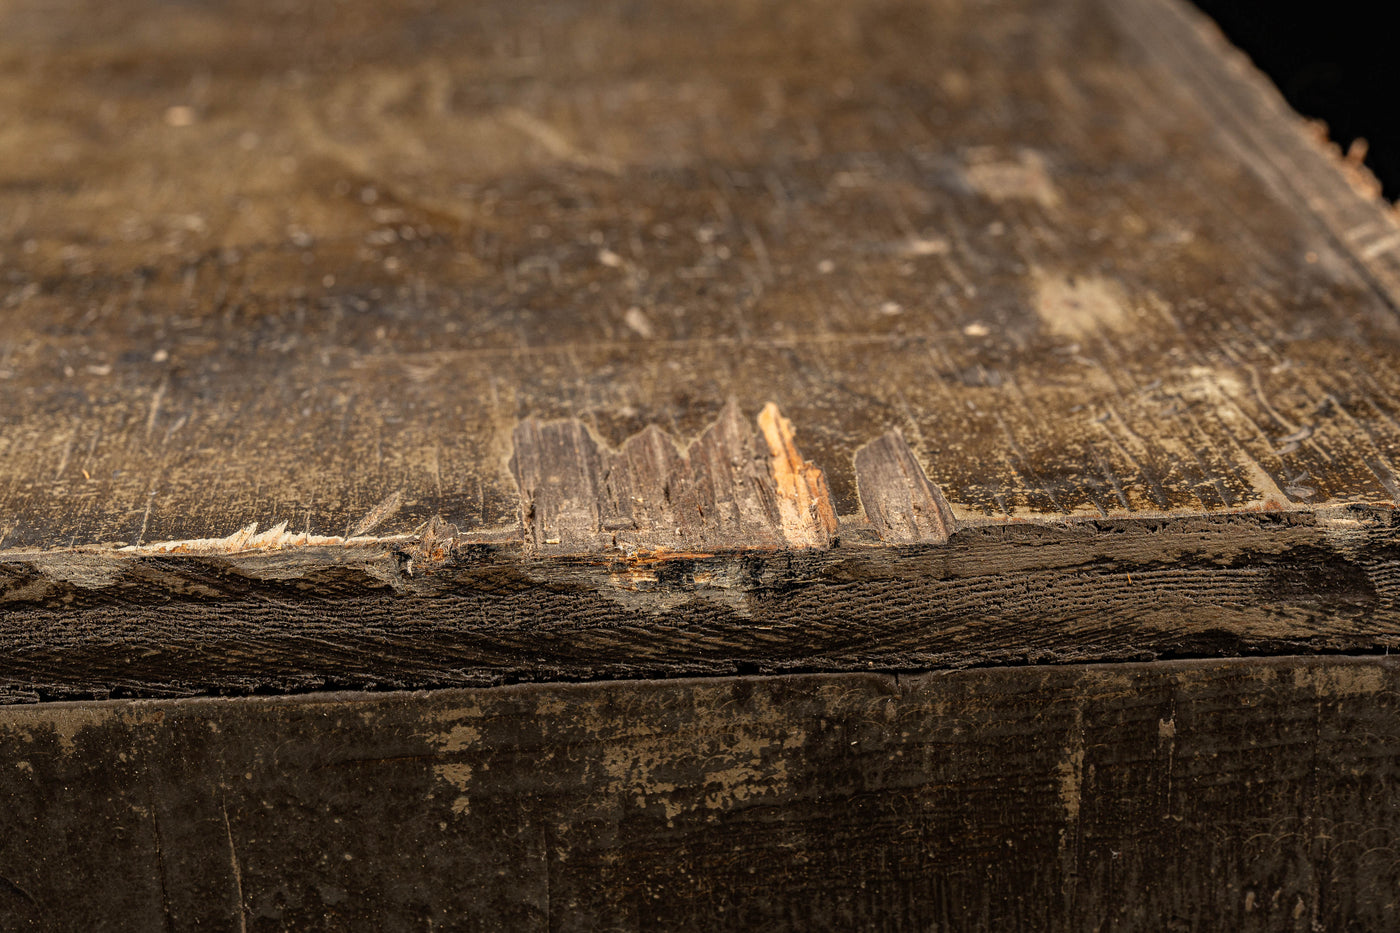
<box><xmin>6</xmin><ymin>3</ymin><xmax>1400</xmax><ymax>928</ymax></box>
<box><xmin>3</xmin><ymin>0</ymin><xmax>1400</xmax><ymax>704</ymax></box>
<box><xmin>2</xmin><ymin>657</ymin><xmax>1398</xmax><ymax>931</ymax></box>
<box><xmin>855</xmin><ymin>430</ymin><xmax>954</xmax><ymax>544</ymax></box>
<box><xmin>1116</xmin><ymin>0</ymin><xmax>1400</xmax><ymax>304</ymax></box>
<box><xmin>1</xmin><ymin>506</ymin><xmax>1397</xmax><ymax>702</ymax></box>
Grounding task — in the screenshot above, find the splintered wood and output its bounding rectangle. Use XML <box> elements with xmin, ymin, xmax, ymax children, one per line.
<box><xmin>510</xmin><ymin>401</ymin><xmax>855</xmax><ymax>555</ymax></box>
<box><xmin>3</xmin><ymin>0</ymin><xmax>1400</xmax><ymax>554</ymax></box>
<box><xmin>0</xmin><ymin>0</ymin><xmax>1399</xmax><ymax>559</ymax></box>
<box><xmin>756</xmin><ymin>403</ymin><xmax>839</xmax><ymax>549</ymax></box>
<box><xmin>854</xmin><ymin>431</ymin><xmax>956</xmax><ymax>544</ymax></box>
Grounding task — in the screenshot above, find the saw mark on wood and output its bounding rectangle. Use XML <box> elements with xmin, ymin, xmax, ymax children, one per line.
<box><xmin>509</xmin><ymin>401</ymin><xmax>837</xmax><ymax>556</ymax></box>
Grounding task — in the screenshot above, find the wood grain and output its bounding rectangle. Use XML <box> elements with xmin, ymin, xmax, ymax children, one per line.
<box><xmin>509</xmin><ymin>401</ymin><xmax>836</xmax><ymax>556</ymax></box>
<box><xmin>0</xmin><ymin>506</ymin><xmax>1395</xmax><ymax>702</ymax></box>
<box><xmin>5</xmin><ymin>5</ymin><xmax>1399</xmax><ymax>927</ymax></box>
<box><xmin>3</xmin><ymin>0</ymin><xmax>1400</xmax><ymax>701</ymax></box>
<box><xmin>855</xmin><ymin>429</ymin><xmax>954</xmax><ymax>543</ymax></box>
<box><xmin>2</xmin><ymin>0</ymin><xmax>1399</xmax><ymax>554</ymax></box>
<box><xmin>1</xmin><ymin>656</ymin><xmax>1397</xmax><ymax>931</ymax></box>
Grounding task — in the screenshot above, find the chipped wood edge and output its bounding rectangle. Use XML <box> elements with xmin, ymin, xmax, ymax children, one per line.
<box><xmin>756</xmin><ymin>402</ymin><xmax>839</xmax><ymax>548</ymax></box>
<box><xmin>1</xmin><ymin>394</ymin><xmax>1395</xmax><ymax>566</ymax></box>
<box><xmin>852</xmin><ymin>430</ymin><xmax>955</xmax><ymax>544</ymax></box>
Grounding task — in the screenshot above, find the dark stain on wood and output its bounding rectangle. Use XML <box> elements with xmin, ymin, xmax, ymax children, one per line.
<box><xmin>1</xmin><ymin>657</ymin><xmax>1398</xmax><ymax>930</ymax></box>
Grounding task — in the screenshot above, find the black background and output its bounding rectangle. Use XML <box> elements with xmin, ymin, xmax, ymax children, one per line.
<box><xmin>1192</xmin><ymin>1</ymin><xmax>1399</xmax><ymax>200</ymax></box>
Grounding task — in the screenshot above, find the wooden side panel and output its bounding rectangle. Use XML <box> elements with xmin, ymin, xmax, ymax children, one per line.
<box><xmin>1</xmin><ymin>506</ymin><xmax>1397</xmax><ymax>702</ymax></box>
<box><xmin>1</xmin><ymin>658</ymin><xmax>1397</xmax><ymax>931</ymax></box>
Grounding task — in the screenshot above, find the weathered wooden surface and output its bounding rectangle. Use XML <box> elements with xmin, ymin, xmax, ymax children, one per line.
<box><xmin>1</xmin><ymin>657</ymin><xmax>1398</xmax><ymax>931</ymax></box>
<box><xmin>4</xmin><ymin>0</ymin><xmax>1400</xmax><ymax>700</ymax></box>
<box><xmin>5</xmin><ymin>5</ymin><xmax>1399</xmax><ymax>929</ymax></box>
<box><xmin>2</xmin><ymin>0</ymin><xmax>1399</xmax><ymax>549</ymax></box>
<box><xmin>1</xmin><ymin>507</ymin><xmax>1398</xmax><ymax>702</ymax></box>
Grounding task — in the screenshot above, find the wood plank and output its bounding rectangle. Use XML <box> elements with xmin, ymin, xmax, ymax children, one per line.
<box><xmin>2</xmin><ymin>505</ymin><xmax>1397</xmax><ymax>702</ymax></box>
<box><xmin>2</xmin><ymin>0</ymin><xmax>1398</xmax><ymax>550</ymax></box>
<box><xmin>3</xmin><ymin>0</ymin><xmax>1400</xmax><ymax>698</ymax></box>
<box><xmin>1</xmin><ymin>657</ymin><xmax>1397</xmax><ymax>930</ymax></box>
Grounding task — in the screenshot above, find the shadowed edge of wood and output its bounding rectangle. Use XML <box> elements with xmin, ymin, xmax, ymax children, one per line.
<box><xmin>1113</xmin><ymin>0</ymin><xmax>1400</xmax><ymax>311</ymax></box>
<box><xmin>0</xmin><ymin>502</ymin><xmax>1396</xmax><ymax>702</ymax></box>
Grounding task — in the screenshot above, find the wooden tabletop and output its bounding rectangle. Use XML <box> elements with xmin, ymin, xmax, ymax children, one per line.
<box><xmin>2</xmin><ymin>0</ymin><xmax>1399</xmax><ymax>701</ymax></box>
<box><xmin>4</xmin><ymin>1</ymin><xmax>1400</xmax><ymax>927</ymax></box>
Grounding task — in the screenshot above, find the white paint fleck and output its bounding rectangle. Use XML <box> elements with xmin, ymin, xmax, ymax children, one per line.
<box><xmin>623</xmin><ymin>306</ymin><xmax>655</xmax><ymax>338</ymax></box>
<box><xmin>964</xmin><ymin>149</ymin><xmax>1061</xmax><ymax>209</ymax></box>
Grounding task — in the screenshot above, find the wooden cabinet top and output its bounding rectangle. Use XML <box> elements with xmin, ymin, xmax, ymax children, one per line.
<box><xmin>2</xmin><ymin>0</ymin><xmax>1398</xmax><ymax>700</ymax></box>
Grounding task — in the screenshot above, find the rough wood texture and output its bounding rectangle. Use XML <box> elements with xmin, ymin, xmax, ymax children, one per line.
<box><xmin>1</xmin><ymin>657</ymin><xmax>1398</xmax><ymax>931</ymax></box>
<box><xmin>3</xmin><ymin>0</ymin><xmax>1399</xmax><ymax>549</ymax></box>
<box><xmin>4</xmin><ymin>0</ymin><xmax>1400</xmax><ymax>700</ymax></box>
<box><xmin>855</xmin><ymin>430</ymin><xmax>955</xmax><ymax>543</ymax></box>
<box><xmin>0</xmin><ymin>506</ymin><xmax>1395</xmax><ymax>702</ymax></box>
<box><xmin>509</xmin><ymin>401</ymin><xmax>836</xmax><ymax>556</ymax></box>
<box><xmin>7</xmin><ymin>5</ymin><xmax>1400</xmax><ymax>928</ymax></box>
